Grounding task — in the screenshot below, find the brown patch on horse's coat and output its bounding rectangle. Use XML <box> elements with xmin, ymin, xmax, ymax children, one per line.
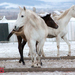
<box><xmin>13</xmin><ymin>26</ymin><xmax>27</xmax><ymax>41</ymax></box>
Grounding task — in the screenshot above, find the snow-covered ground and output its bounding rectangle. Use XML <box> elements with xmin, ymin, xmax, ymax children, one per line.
<box><xmin>0</xmin><ymin>41</ymin><xmax>75</xmax><ymax>58</ymax></box>
<box><xmin>1</xmin><ymin>72</ymin><xmax>75</xmax><ymax>75</ymax></box>
<box><xmin>0</xmin><ymin>41</ymin><xmax>75</xmax><ymax>75</ymax></box>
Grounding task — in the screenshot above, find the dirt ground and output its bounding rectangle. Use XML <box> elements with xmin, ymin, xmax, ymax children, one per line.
<box><xmin>0</xmin><ymin>59</ymin><xmax>75</xmax><ymax>69</ymax></box>
<box><xmin>0</xmin><ymin>59</ymin><xmax>75</xmax><ymax>75</ymax></box>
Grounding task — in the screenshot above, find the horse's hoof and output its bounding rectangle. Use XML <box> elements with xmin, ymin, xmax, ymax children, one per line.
<box><xmin>68</xmin><ymin>53</ymin><xmax>71</xmax><ymax>56</ymax></box>
<box><xmin>31</xmin><ymin>65</ymin><xmax>34</xmax><ymax>68</ymax></box>
<box><xmin>40</xmin><ymin>62</ymin><xmax>42</xmax><ymax>66</ymax></box>
<box><xmin>34</xmin><ymin>64</ymin><xmax>38</xmax><ymax>68</ymax></box>
<box><xmin>42</xmin><ymin>54</ymin><xmax>45</xmax><ymax>57</ymax></box>
<box><xmin>67</xmin><ymin>54</ymin><xmax>70</xmax><ymax>57</ymax></box>
<box><xmin>38</xmin><ymin>64</ymin><xmax>41</xmax><ymax>68</ymax></box>
<box><xmin>57</xmin><ymin>54</ymin><xmax>60</xmax><ymax>57</ymax></box>
<box><xmin>23</xmin><ymin>62</ymin><xmax>25</xmax><ymax>65</ymax></box>
<box><xmin>28</xmin><ymin>53</ymin><xmax>30</xmax><ymax>57</ymax></box>
<box><xmin>67</xmin><ymin>52</ymin><xmax>71</xmax><ymax>56</ymax></box>
<box><xmin>19</xmin><ymin>60</ymin><xmax>21</xmax><ymax>63</ymax></box>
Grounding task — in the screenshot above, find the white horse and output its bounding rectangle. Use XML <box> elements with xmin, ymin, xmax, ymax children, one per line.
<box><xmin>14</xmin><ymin>7</ymin><xmax>48</xmax><ymax>67</ymax></box>
<box><xmin>46</xmin><ymin>5</ymin><xmax>75</xmax><ymax>57</ymax></box>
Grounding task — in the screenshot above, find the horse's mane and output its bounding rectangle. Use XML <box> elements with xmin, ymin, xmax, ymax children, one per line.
<box><xmin>57</xmin><ymin>5</ymin><xmax>75</xmax><ymax>20</ymax></box>
<box><xmin>57</xmin><ymin>8</ymin><xmax>70</xmax><ymax>20</ymax></box>
<box><xmin>40</xmin><ymin>14</ymin><xmax>50</xmax><ymax>18</ymax></box>
<box><xmin>25</xmin><ymin>10</ymin><xmax>40</xmax><ymax>27</ymax></box>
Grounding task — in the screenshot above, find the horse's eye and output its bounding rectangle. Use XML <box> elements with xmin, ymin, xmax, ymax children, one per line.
<box><xmin>21</xmin><ymin>15</ymin><xmax>24</xmax><ymax>18</ymax></box>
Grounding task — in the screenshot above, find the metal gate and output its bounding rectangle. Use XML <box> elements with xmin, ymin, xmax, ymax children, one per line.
<box><xmin>0</xmin><ymin>23</ymin><xmax>9</xmax><ymax>41</ymax></box>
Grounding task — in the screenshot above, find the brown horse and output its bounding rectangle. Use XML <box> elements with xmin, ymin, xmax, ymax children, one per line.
<box><xmin>7</xmin><ymin>13</ymin><xmax>58</xmax><ymax>65</ymax></box>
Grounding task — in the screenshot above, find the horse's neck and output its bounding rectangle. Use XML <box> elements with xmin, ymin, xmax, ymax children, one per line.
<box><xmin>58</xmin><ymin>10</ymin><xmax>72</xmax><ymax>28</ymax></box>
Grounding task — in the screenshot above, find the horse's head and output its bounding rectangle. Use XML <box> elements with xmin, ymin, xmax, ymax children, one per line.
<box><xmin>41</xmin><ymin>13</ymin><xmax>58</xmax><ymax>29</ymax></box>
<box><xmin>14</xmin><ymin>6</ymin><xmax>27</xmax><ymax>30</ymax></box>
<box><xmin>70</xmin><ymin>5</ymin><xmax>75</xmax><ymax>18</ymax></box>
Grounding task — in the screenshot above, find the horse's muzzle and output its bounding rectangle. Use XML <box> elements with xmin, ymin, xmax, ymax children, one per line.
<box><xmin>55</xmin><ymin>25</ymin><xmax>58</xmax><ymax>29</ymax></box>
<box><xmin>14</xmin><ymin>26</ymin><xmax>19</xmax><ymax>31</ymax></box>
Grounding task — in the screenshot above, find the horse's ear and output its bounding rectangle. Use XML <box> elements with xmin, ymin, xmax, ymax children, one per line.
<box><xmin>71</xmin><ymin>5</ymin><xmax>75</xmax><ymax>10</ymax></box>
<box><xmin>23</xmin><ymin>7</ymin><xmax>26</xmax><ymax>11</ymax></box>
<box><xmin>19</xmin><ymin>6</ymin><xmax>23</xmax><ymax>11</ymax></box>
<box><xmin>71</xmin><ymin>5</ymin><xmax>74</xmax><ymax>8</ymax></box>
<box><xmin>49</xmin><ymin>13</ymin><xmax>51</xmax><ymax>16</ymax></box>
<box><xmin>73</xmin><ymin>5</ymin><xmax>75</xmax><ymax>10</ymax></box>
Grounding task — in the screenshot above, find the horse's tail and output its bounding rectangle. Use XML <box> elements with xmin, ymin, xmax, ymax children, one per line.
<box><xmin>7</xmin><ymin>30</ymin><xmax>14</xmax><ymax>40</ymax></box>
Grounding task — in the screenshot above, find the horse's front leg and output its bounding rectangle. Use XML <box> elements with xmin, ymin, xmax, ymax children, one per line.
<box><xmin>20</xmin><ymin>40</ymin><xmax>27</xmax><ymax>64</ymax></box>
<box><xmin>28</xmin><ymin>42</ymin><xmax>38</xmax><ymax>57</ymax></box>
<box><xmin>56</xmin><ymin>35</ymin><xmax>61</xmax><ymax>57</ymax></box>
<box><xmin>62</xmin><ymin>36</ymin><xmax>71</xmax><ymax>56</ymax></box>
<box><xmin>28</xmin><ymin>40</ymin><xmax>37</xmax><ymax>68</ymax></box>
<box><xmin>17</xmin><ymin>36</ymin><xmax>25</xmax><ymax>65</ymax></box>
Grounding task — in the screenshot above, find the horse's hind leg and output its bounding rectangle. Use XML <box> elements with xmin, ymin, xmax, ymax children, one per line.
<box><xmin>62</xmin><ymin>36</ymin><xmax>71</xmax><ymax>56</ymax></box>
<box><xmin>41</xmin><ymin>49</ymin><xmax>45</xmax><ymax>57</ymax></box>
<box><xmin>37</xmin><ymin>39</ymin><xmax>45</xmax><ymax>67</ymax></box>
<box><xmin>56</xmin><ymin>35</ymin><xmax>61</xmax><ymax>57</ymax></box>
<box><xmin>36</xmin><ymin>42</ymin><xmax>45</xmax><ymax>57</ymax></box>
<box><xmin>17</xmin><ymin>36</ymin><xmax>25</xmax><ymax>65</ymax></box>
<box><xmin>28</xmin><ymin>41</ymin><xmax>38</xmax><ymax>57</ymax></box>
<box><xmin>28</xmin><ymin>40</ymin><xmax>37</xmax><ymax>67</ymax></box>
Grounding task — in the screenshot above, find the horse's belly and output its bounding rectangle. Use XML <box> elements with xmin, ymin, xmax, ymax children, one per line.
<box><xmin>24</xmin><ymin>27</ymin><xmax>47</xmax><ymax>41</ymax></box>
<box><xmin>32</xmin><ymin>29</ymin><xmax>47</xmax><ymax>41</ymax></box>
